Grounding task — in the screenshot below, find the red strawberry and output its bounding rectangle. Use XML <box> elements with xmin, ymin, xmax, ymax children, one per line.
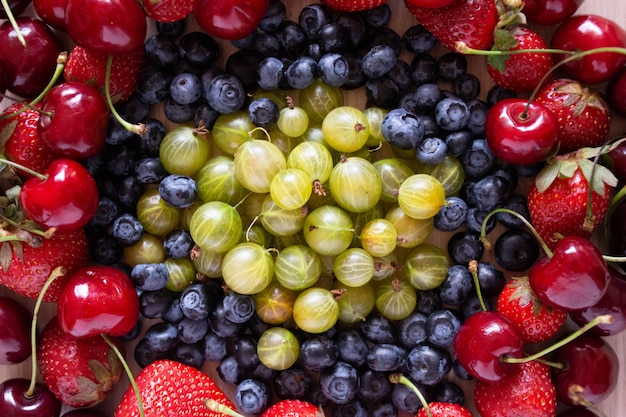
<box><xmin>527</xmin><ymin>148</ymin><xmax>618</xmax><ymax>250</ymax></box>
<box><xmin>261</xmin><ymin>399</ymin><xmax>325</xmax><ymax>417</ymax></box>
<box><xmin>140</xmin><ymin>0</ymin><xmax>193</xmax><ymax>22</ymax></box>
<box><xmin>114</xmin><ymin>359</ymin><xmax>236</xmax><ymax>417</ymax></box>
<box><xmin>321</xmin><ymin>0</ymin><xmax>387</xmax><ymax>12</ymax></box>
<box><xmin>0</xmin><ymin>102</ymin><xmax>58</xmax><ymax>179</ymax></box>
<box><xmin>534</xmin><ymin>79</ymin><xmax>611</xmax><ymax>154</ymax></box>
<box><xmin>417</xmin><ymin>402</ymin><xmax>474</xmax><ymax>417</ymax></box>
<box><xmin>37</xmin><ymin>316</ymin><xmax>125</xmax><ymax>408</ymax></box>
<box><xmin>64</xmin><ymin>44</ymin><xmax>146</xmax><ymax>104</ymax></box>
<box><xmin>404</xmin><ymin>0</ymin><xmax>498</xmax><ymax>51</ymax></box>
<box><xmin>487</xmin><ymin>26</ymin><xmax>553</xmax><ymax>93</ymax></box>
<box><xmin>474</xmin><ymin>361</ymin><xmax>557</xmax><ymax>417</ymax></box>
<box><xmin>0</xmin><ymin>228</ymin><xmax>90</xmax><ymax>301</ymax></box>
<box><xmin>496</xmin><ymin>277</ymin><xmax>567</xmax><ymax>343</ymax></box>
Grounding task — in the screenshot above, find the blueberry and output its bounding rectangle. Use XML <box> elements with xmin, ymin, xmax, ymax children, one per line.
<box><xmin>173</xmin><ymin>342</ymin><xmax>205</xmax><ymax>369</ymax></box>
<box><xmin>343</xmin><ymin>52</ymin><xmax>367</xmax><ymax>90</ymax></box>
<box><xmin>135</xmin><ymin>67</ymin><xmax>174</xmax><ymax>105</ymax></box>
<box><xmin>416</xmin><ymin>113</ymin><xmax>441</xmax><ymax>138</ymax></box>
<box><xmin>486</xmin><ymin>84</ymin><xmax>517</xmax><ymax>107</ymax></box>
<box><xmin>140</xmin><ymin>288</ymin><xmax>174</xmax><ymax>319</ymax></box>
<box><xmin>145</xmin><ymin>34</ymin><xmax>180</xmax><ymax>68</ymax></box>
<box><xmin>177</xmin><ymin>317</ymin><xmax>209</xmax><ymax>344</ymax></box>
<box><xmin>372</xmin><ymin>401</ymin><xmax>398</xmax><ymax>417</ymax></box>
<box><xmin>414</xmin><ymin>83</ymin><xmax>442</xmax><ymax>111</ymax></box>
<box><xmin>358</xmin><ymin>368</ymin><xmax>392</xmax><ymax>403</ymax></box>
<box><xmin>194</xmin><ymin>104</ymin><xmax>220</xmax><ymax>130</ymax></box>
<box><xmin>391</xmin><ymin>380</ymin><xmax>422</xmax><ymax>415</ymax></box>
<box><xmin>275</xmin><ymin>20</ymin><xmax>308</xmax><ymax>55</ymax></box>
<box><xmin>386</xmin><ymin>59</ymin><xmax>413</xmax><ymax>91</ymax></box>
<box><xmin>460</xmin><ymin>138</ymin><xmax>496</xmax><ymax>178</ymax></box>
<box><xmin>158</xmin><ymin>174</ymin><xmax>198</xmax><ymax>208</ymax></box>
<box><xmin>209</xmin><ymin>302</ymin><xmax>247</xmax><ymax>338</ymax></box>
<box><xmin>337</xmin><ymin>13</ymin><xmax>369</xmax><ymax>50</ymax></box>
<box><xmin>203</xmin><ymin>330</ymin><xmax>228</xmax><ymax>362</ymax></box>
<box><xmin>495</xmin><ymin>229</ymin><xmax>540</xmax><ymax>271</ymax></box>
<box><xmin>476</xmin><ymin>262</ymin><xmax>506</xmax><ymax>297</ymax></box>
<box><xmin>163</xmin><ymin>229</ymin><xmax>194</xmax><ymax>259</ymax></box>
<box><xmin>362</xmin><ymin>3</ymin><xmax>392</xmax><ymax>28</ymax></box>
<box><xmin>370</xmin><ymin>26</ymin><xmax>403</xmax><ymax>56</ymax></box>
<box><xmin>453</xmin><ymin>359</ymin><xmax>473</xmax><ymax>381</ymax></box>
<box><xmin>131</xmin><ymin>263</ymin><xmax>169</xmax><ymax>291</ymax></box>
<box><xmin>318</xmin><ymin>53</ymin><xmax>350</xmax><ymax>87</ymax></box>
<box><xmin>336</xmin><ymin>329</ymin><xmax>369</xmax><ymax>368</ymax></box>
<box><xmin>138</xmin><ymin>118</ymin><xmax>166</xmax><ymax>157</ymax></box>
<box><xmin>222</xmin><ymin>291</ymin><xmax>255</xmax><ymax>324</ymax></box>
<box><xmin>404</xmin><ymin>344</ymin><xmax>452</xmax><ymax>386</ymax></box>
<box><xmin>247</xmin><ymin>97</ymin><xmax>280</xmax><ymax>128</ymax></box>
<box><xmin>111</xmin><ymin>213</ymin><xmax>143</xmax><ymax>246</ymax></box>
<box><xmin>366</xmin><ymin>343</ymin><xmax>407</xmax><ymax>372</ymax></box>
<box><xmin>466</xmin><ymin>99</ymin><xmax>489</xmax><ymax>137</ymax></box>
<box><xmin>365</xmin><ymin>77</ymin><xmax>400</xmax><ymax>109</ymax></box>
<box><xmin>88</xmin><ymin>197</ymin><xmax>119</xmax><ymax>230</ymax></box>
<box><xmin>218</xmin><ymin>355</ymin><xmax>244</xmax><ymax>385</ymax></box>
<box><xmin>134</xmin><ymin>338</ymin><xmax>169</xmax><ymax>368</ymax></box>
<box><xmin>259</xmin><ymin>0</ymin><xmax>286</xmax><ymax>33</ymax></box>
<box><xmin>435</xmin><ymin>96</ymin><xmax>470</xmax><ymax>132</ymax></box>
<box><xmin>231</xmin><ymin>30</ymin><xmax>256</xmax><ymax>50</ymax></box>
<box><xmin>360</xmin><ymin>312</ymin><xmax>396</xmax><ymax>343</ymax></box>
<box><xmin>410</xmin><ymin>52</ymin><xmax>438</xmax><ymax>86</ymax></box>
<box><xmin>274</xmin><ymin>366</ymin><xmax>311</xmax><ymax>399</ymax></box>
<box><xmin>179</xmin><ymin>283</ymin><xmax>217</xmax><ymax>321</ymax></box>
<box><xmin>437</xmin><ymin>52</ymin><xmax>467</xmax><ymax>81</ymax></box>
<box><xmin>118</xmin><ymin>94</ymin><xmax>151</xmax><ymax>123</ymax></box>
<box><xmin>496</xmin><ymin>193</ymin><xmax>530</xmax><ymax>229</ymax></box>
<box><xmin>144</xmin><ymin>321</ymin><xmax>179</xmax><ymax>352</ymax></box>
<box><xmin>471</xmin><ymin>174</ymin><xmax>514</xmax><ymax>212</ymax></box>
<box><xmin>453</xmin><ymin>73</ymin><xmax>481</xmax><ymax>101</ymax></box>
<box><xmin>178</xmin><ymin>31</ymin><xmax>220</xmax><ymax>67</ymax></box>
<box><xmin>426</xmin><ymin>309</ymin><xmax>461</xmax><ymax>348</ymax></box>
<box><xmin>416</xmin><ymin>136</ymin><xmax>447</xmax><ymax>165</ymax></box>
<box><xmin>252</xmin><ymin>32</ymin><xmax>282</xmax><ymax>57</ymax></box>
<box><xmin>465</xmin><ymin>207</ymin><xmax>496</xmax><ymax>234</ymax></box>
<box><xmin>434</xmin><ymin>196</ymin><xmax>468</xmax><ymax>232</ymax></box>
<box><xmin>333</xmin><ymin>398</ymin><xmax>369</xmax><ymax>417</ymax></box>
<box><xmin>156</xmin><ymin>19</ymin><xmax>186</xmax><ymax>38</ymax></box>
<box><xmin>169</xmin><ymin>72</ymin><xmax>202</xmax><ymax>105</ymax></box>
<box><xmin>397</xmin><ymin>311</ymin><xmax>428</xmax><ymax>349</ymax></box>
<box><xmin>163</xmin><ymin>298</ymin><xmax>185</xmax><ymax>323</ymax></box>
<box><xmin>362</xmin><ymin>44</ymin><xmax>397</xmax><ymax>79</ymax></box>
<box><xmin>116</xmin><ymin>176</ymin><xmax>143</xmax><ymax>210</ymax></box>
<box><xmin>403</xmin><ymin>24</ymin><xmax>437</xmax><ymax>53</ymax></box>
<box><xmin>298</xmin><ymin>3</ymin><xmax>333</xmax><ymax>40</ymax></box>
<box><xmin>415</xmin><ymin>289</ymin><xmax>442</xmax><ymax>315</ymax></box>
<box><xmin>439</xmin><ymin>264</ymin><xmax>473</xmax><ymax>306</ymax></box>
<box><xmin>163</xmin><ymin>96</ymin><xmax>198</xmax><ymax>123</ymax></box>
<box><xmin>235</xmin><ymin>379</ymin><xmax>269</xmax><ymax>415</ymax></box>
<box><xmin>135</xmin><ymin>157</ymin><xmax>168</xmax><ymax>184</ymax></box>
<box><xmin>318</xmin><ymin>22</ymin><xmax>349</xmax><ymax>53</ymax></box>
<box><xmin>461</xmin><ymin>294</ymin><xmax>492</xmax><ymax>320</ymax></box>
<box><xmin>233</xmin><ymin>334</ymin><xmax>260</xmax><ymax>370</ymax></box>
<box><xmin>285</xmin><ymin>56</ymin><xmax>318</xmax><ymax>89</ymax></box>
<box><xmin>432</xmin><ymin>380</ymin><xmax>465</xmax><ymax>405</ymax></box>
<box><xmin>381</xmin><ymin>108</ymin><xmax>425</xmax><ymax>150</ymax></box>
<box><xmin>204</xmin><ymin>74</ymin><xmax>246</xmax><ymax>114</ymax></box>
<box><xmin>300</xmin><ymin>335</ymin><xmax>339</xmax><ymax>372</ymax></box>
<box><xmin>256</xmin><ymin>56</ymin><xmax>286</xmax><ymax>91</ymax></box>
<box><xmin>447</xmin><ymin>231</ymin><xmax>484</xmax><ymax>265</ymax></box>
<box><xmin>320</xmin><ymin>361</ymin><xmax>360</xmax><ymax>405</ymax></box>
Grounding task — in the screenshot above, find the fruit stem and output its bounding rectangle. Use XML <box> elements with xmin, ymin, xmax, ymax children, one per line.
<box><xmin>204</xmin><ymin>398</ymin><xmax>246</xmax><ymax>417</ymax></box>
<box><xmin>0</xmin><ymin>157</ymin><xmax>47</xmax><ymax>181</ymax></box>
<box><xmin>26</xmin><ymin>266</ymin><xmax>66</xmax><ymax>398</ymax></box>
<box><xmin>104</xmin><ymin>55</ymin><xmax>146</xmax><ymax>135</ymax></box>
<box><xmin>480</xmin><ymin>207</ymin><xmax>553</xmax><ymax>258</ymax></box>
<box><xmin>503</xmin><ymin>314</ymin><xmax>613</xmax><ymax>365</ymax></box>
<box><xmin>468</xmin><ymin>260</ymin><xmax>487</xmax><ymax>312</ymax></box>
<box><xmin>101</xmin><ymin>334</ymin><xmax>145</xmax><ymax>417</ymax></box>
<box><xmin>388</xmin><ymin>373</ymin><xmax>433</xmax><ymax>417</ymax></box>
<box><xmin>456</xmin><ymin>42</ymin><xmax>572</xmax><ymax>57</ymax></box>
<box><xmin>0</xmin><ymin>0</ymin><xmax>26</xmax><ymax>47</ymax></box>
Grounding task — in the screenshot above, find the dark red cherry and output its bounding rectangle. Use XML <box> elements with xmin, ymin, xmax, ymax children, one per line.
<box><xmin>522</xmin><ymin>0</ymin><xmax>585</xmax><ymax>26</ymax></box>
<box><xmin>0</xmin><ymin>297</ymin><xmax>32</xmax><ymax>364</ymax></box>
<box><xmin>62</xmin><ymin>410</ymin><xmax>108</xmax><ymax>417</ymax></box>
<box><xmin>32</xmin><ymin>0</ymin><xmax>68</xmax><ymax>31</ymax></box>
<box><xmin>0</xmin><ymin>0</ymin><xmax>32</xmax><ymax>19</ymax></box>
<box><xmin>0</xmin><ymin>378</ymin><xmax>62</xmax><ymax>417</ymax></box>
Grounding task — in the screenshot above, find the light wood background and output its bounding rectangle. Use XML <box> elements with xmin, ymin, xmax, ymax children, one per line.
<box><xmin>1</xmin><ymin>0</ymin><xmax>625</xmax><ymax>416</ymax></box>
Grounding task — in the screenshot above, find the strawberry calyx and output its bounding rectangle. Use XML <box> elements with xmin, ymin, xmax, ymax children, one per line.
<box><xmin>505</xmin><ymin>276</ymin><xmax>558</xmax><ymax>318</ymax></box>
<box><xmin>547</xmin><ymin>80</ymin><xmax>609</xmax><ymax>117</ymax></box>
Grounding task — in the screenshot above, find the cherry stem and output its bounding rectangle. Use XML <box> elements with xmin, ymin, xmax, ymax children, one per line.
<box><xmin>104</xmin><ymin>55</ymin><xmax>146</xmax><ymax>135</ymax></box>
<box><xmin>26</xmin><ymin>266</ymin><xmax>66</xmax><ymax>398</ymax></box>
<box><xmin>101</xmin><ymin>334</ymin><xmax>145</xmax><ymax>417</ymax></box>
<box><xmin>503</xmin><ymin>314</ymin><xmax>613</xmax><ymax>365</ymax></box>
<box><xmin>468</xmin><ymin>260</ymin><xmax>487</xmax><ymax>312</ymax></box>
<box><xmin>204</xmin><ymin>399</ymin><xmax>245</xmax><ymax>417</ymax></box>
<box><xmin>0</xmin><ymin>0</ymin><xmax>26</xmax><ymax>47</ymax></box>
<box><xmin>480</xmin><ymin>207</ymin><xmax>553</xmax><ymax>258</ymax></box>
<box><xmin>0</xmin><ymin>157</ymin><xmax>47</xmax><ymax>181</ymax></box>
<box><xmin>388</xmin><ymin>373</ymin><xmax>433</xmax><ymax>417</ymax></box>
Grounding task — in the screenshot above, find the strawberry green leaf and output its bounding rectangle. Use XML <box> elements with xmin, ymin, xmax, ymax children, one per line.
<box><xmin>487</xmin><ymin>29</ymin><xmax>518</xmax><ymax>72</ymax></box>
<box><xmin>577</xmin><ymin>136</ymin><xmax>626</xmax><ymax>160</ymax></box>
<box><xmin>0</xmin><ymin>242</ymin><xmax>13</xmax><ymax>272</ymax></box>
<box><xmin>534</xmin><ymin>162</ymin><xmax>561</xmax><ymax>193</ymax></box>
<box><xmin>0</xmin><ymin>120</ymin><xmax>17</xmax><ymax>153</ymax></box>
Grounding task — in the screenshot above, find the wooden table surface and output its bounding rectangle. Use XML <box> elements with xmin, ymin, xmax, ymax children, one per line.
<box><xmin>1</xmin><ymin>0</ymin><xmax>625</xmax><ymax>416</ymax></box>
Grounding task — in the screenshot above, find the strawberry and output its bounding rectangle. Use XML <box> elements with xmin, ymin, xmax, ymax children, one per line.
<box><xmin>114</xmin><ymin>359</ymin><xmax>236</xmax><ymax>417</ymax></box>
<box><xmin>417</xmin><ymin>402</ymin><xmax>474</xmax><ymax>417</ymax></box>
<box><xmin>63</xmin><ymin>44</ymin><xmax>146</xmax><ymax>105</ymax></box>
<box><xmin>0</xmin><ymin>102</ymin><xmax>57</xmax><ymax>179</ymax></box>
<box><xmin>487</xmin><ymin>26</ymin><xmax>553</xmax><ymax>93</ymax></box>
<box><xmin>534</xmin><ymin>79</ymin><xmax>611</xmax><ymax>154</ymax></box>
<box><xmin>474</xmin><ymin>361</ymin><xmax>557</xmax><ymax>417</ymax></box>
<box><xmin>140</xmin><ymin>0</ymin><xmax>193</xmax><ymax>22</ymax></box>
<box><xmin>527</xmin><ymin>146</ymin><xmax>619</xmax><ymax>250</ymax></box>
<box><xmin>261</xmin><ymin>399</ymin><xmax>325</xmax><ymax>417</ymax></box>
<box><xmin>37</xmin><ymin>315</ymin><xmax>125</xmax><ymax>408</ymax></box>
<box><xmin>0</xmin><ymin>228</ymin><xmax>90</xmax><ymax>301</ymax></box>
<box><xmin>496</xmin><ymin>277</ymin><xmax>567</xmax><ymax>343</ymax></box>
<box><xmin>404</xmin><ymin>0</ymin><xmax>498</xmax><ymax>51</ymax></box>
<box><xmin>321</xmin><ymin>0</ymin><xmax>387</xmax><ymax>12</ymax></box>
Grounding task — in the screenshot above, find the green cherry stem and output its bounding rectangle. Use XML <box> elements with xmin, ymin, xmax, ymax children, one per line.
<box><xmin>388</xmin><ymin>373</ymin><xmax>433</xmax><ymax>417</ymax></box>
<box><xmin>0</xmin><ymin>157</ymin><xmax>47</xmax><ymax>180</ymax></box>
<box><xmin>26</xmin><ymin>266</ymin><xmax>66</xmax><ymax>398</ymax></box>
<box><xmin>104</xmin><ymin>55</ymin><xmax>147</xmax><ymax>135</ymax></box>
<box><xmin>101</xmin><ymin>334</ymin><xmax>145</xmax><ymax>417</ymax></box>
<box><xmin>503</xmin><ymin>314</ymin><xmax>613</xmax><ymax>365</ymax></box>
<box><xmin>204</xmin><ymin>399</ymin><xmax>246</xmax><ymax>417</ymax></box>
<box><xmin>468</xmin><ymin>260</ymin><xmax>487</xmax><ymax>312</ymax></box>
<box><xmin>0</xmin><ymin>0</ymin><xmax>26</xmax><ymax>47</ymax></box>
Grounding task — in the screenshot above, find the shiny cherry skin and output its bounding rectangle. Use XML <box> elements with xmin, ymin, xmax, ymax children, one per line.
<box><xmin>38</xmin><ymin>82</ymin><xmax>109</xmax><ymax>159</ymax></box>
<box><xmin>607</xmin><ymin>136</ymin><xmax>626</xmax><ymax>183</ymax></box>
<box><xmin>485</xmin><ymin>98</ymin><xmax>558</xmax><ymax>165</ymax></box>
<box><xmin>57</xmin><ymin>266</ymin><xmax>140</xmax><ymax>338</ymax></box>
<box><xmin>193</xmin><ymin>0</ymin><xmax>269</xmax><ymax>40</ymax></box>
<box><xmin>0</xmin><ymin>0</ymin><xmax>32</xmax><ymax>18</ymax></box>
<box><xmin>453</xmin><ymin>311</ymin><xmax>524</xmax><ymax>383</ymax></box>
<box><xmin>551</xmin><ymin>334</ymin><xmax>619</xmax><ymax>408</ymax></box>
<box><xmin>606</xmin><ymin>194</ymin><xmax>626</xmax><ymax>258</ymax></box>
<box><xmin>551</xmin><ymin>14</ymin><xmax>626</xmax><ymax>85</ymax></box>
<box><xmin>33</xmin><ymin>0</ymin><xmax>68</xmax><ymax>31</ymax></box>
<box><xmin>0</xmin><ymin>378</ymin><xmax>62</xmax><ymax>417</ymax></box>
<box><xmin>529</xmin><ymin>236</ymin><xmax>610</xmax><ymax>311</ymax></box>
<box><xmin>0</xmin><ymin>297</ymin><xmax>32</xmax><ymax>365</ymax></box>
<box><xmin>19</xmin><ymin>159</ymin><xmax>99</xmax><ymax>231</ymax></box>
<box><xmin>65</xmin><ymin>0</ymin><xmax>147</xmax><ymax>54</ymax></box>
<box><xmin>62</xmin><ymin>410</ymin><xmax>108</xmax><ymax>417</ymax></box>
<box><xmin>0</xmin><ymin>17</ymin><xmax>63</xmax><ymax>98</ymax></box>
<box><xmin>570</xmin><ymin>266</ymin><xmax>626</xmax><ymax>336</ymax></box>
<box><xmin>522</xmin><ymin>0</ymin><xmax>584</xmax><ymax>26</ymax></box>
<box><xmin>606</xmin><ymin>65</ymin><xmax>626</xmax><ymax>119</ymax></box>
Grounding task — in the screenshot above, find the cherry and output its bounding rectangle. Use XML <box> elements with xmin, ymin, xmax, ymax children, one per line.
<box><xmin>0</xmin><ymin>297</ymin><xmax>32</xmax><ymax>365</ymax></box>
<box><xmin>61</xmin><ymin>410</ymin><xmax>108</xmax><ymax>417</ymax></box>
<box><xmin>37</xmin><ymin>81</ymin><xmax>109</xmax><ymax>159</ymax></box>
<box><xmin>551</xmin><ymin>334</ymin><xmax>619</xmax><ymax>408</ymax></box>
<box><xmin>607</xmin><ymin>136</ymin><xmax>626</xmax><ymax>183</ymax></box>
<box><xmin>0</xmin><ymin>17</ymin><xmax>62</xmax><ymax>98</ymax></box>
<box><xmin>606</xmin><ymin>65</ymin><xmax>626</xmax><ymax>119</ymax></box>
<box><xmin>522</xmin><ymin>0</ymin><xmax>585</xmax><ymax>26</ymax></box>
<box><xmin>18</xmin><ymin>158</ymin><xmax>99</xmax><ymax>231</ymax></box>
<box><xmin>0</xmin><ymin>378</ymin><xmax>62</xmax><ymax>417</ymax></box>
<box><xmin>64</xmin><ymin>0</ymin><xmax>147</xmax><ymax>54</ymax></box>
<box><xmin>57</xmin><ymin>265</ymin><xmax>140</xmax><ymax>339</ymax></box>
<box><xmin>551</xmin><ymin>14</ymin><xmax>626</xmax><ymax>85</ymax></box>
<box><xmin>193</xmin><ymin>0</ymin><xmax>269</xmax><ymax>41</ymax></box>
<box><xmin>484</xmin><ymin>98</ymin><xmax>558</xmax><ymax>165</ymax></box>
<box><xmin>32</xmin><ymin>0</ymin><xmax>68</xmax><ymax>31</ymax></box>
<box><xmin>0</xmin><ymin>0</ymin><xmax>32</xmax><ymax>18</ymax></box>
<box><xmin>528</xmin><ymin>236</ymin><xmax>610</xmax><ymax>311</ymax></box>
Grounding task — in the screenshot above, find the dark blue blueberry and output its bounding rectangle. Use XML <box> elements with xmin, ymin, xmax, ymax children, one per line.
<box><xmin>178</xmin><ymin>31</ymin><xmax>220</xmax><ymax>67</ymax></box>
<box><xmin>204</xmin><ymin>74</ymin><xmax>246</xmax><ymax>114</ymax></box>
<box><xmin>447</xmin><ymin>231</ymin><xmax>484</xmax><ymax>266</ymax></box>
<box><xmin>360</xmin><ymin>312</ymin><xmax>396</xmax><ymax>344</ymax></box>
<box><xmin>286</xmin><ymin>56</ymin><xmax>318</xmax><ymax>89</ymax></box>
<box><xmin>274</xmin><ymin>366</ymin><xmax>311</xmax><ymax>399</ymax></box>
<box><xmin>404</xmin><ymin>344</ymin><xmax>452</xmax><ymax>386</ymax></box>
<box><xmin>163</xmin><ymin>297</ymin><xmax>185</xmax><ymax>323</ymax></box>
<box><xmin>111</xmin><ymin>213</ymin><xmax>143</xmax><ymax>246</ymax></box>
<box><xmin>336</xmin><ymin>329</ymin><xmax>369</xmax><ymax>368</ymax></box>
<box><xmin>370</xmin><ymin>26</ymin><xmax>403</xmax><ymax>56</ymax></box>
<box><xmin>465</xmin><ymin>207</ymin><xmax>496</xmax><ymax>234</ymax></box>
<box><xmin>105</xmin><ymin>115</ymin><xmax>136</xmax><ymax>145</ymax></box>
<box><xmin>416</xmin><ymin>113</ymin><xmax>440</xmax><ymax>138</ymax></box>
<box><xmin>362</xmin><ymin>3</ymin><xmax>391</xmax><ymax>28</ymax></box>
<box><xmin>391</xmin><ymin>381</ymin><xmax>422</xmax><ymax>415</ymax></box>
<box><xmin>134</xmin><ymin>338</ymin><xmax>169</xmax><ymax>368</ymax></box>
<box><xmin>320</xmin><ymin>361</ymin><xmax>360</xmax><ymax>405</ymax></box>
<box><xmin>318</xmin><ymin>53</ymin><xmax>350</xmax><ymax>87</ymax></box>
<box><xmin>298</xmin><ymin>3</ymin><xmax>333</xmax><ymax>40</ymax></box>
<box><xmin>135</xmin><ymin>66</ymin><xmax>174</xmax><ymax>105</ymax></box>
<box><xmin>361</xmin><ymin>44</ymin><xmax>397</xmax><ymax>79</ymax></box>
<box><xmin>495</xmin><ymin>229</ymin><xmax>540</xmax><ymax>271</ymax></box>
<box><xmin>145</xmin><ymin>34</ymin><xmax>180</xmax><ymax>68</ymax></box>
<box><xmin>439</xmin><ymin>264</ymin><xmax>473</xmax><ymax>306</ymax></box>
<box><xmin>131</xmin><ymin>263</ymin><xmax>169</xmax><ymax>291</ymax></box>
<box><xmin>116</xmin><ymin>175</ymin><xmax>143</xmax><ymax>210</ymax></box>
<box><xmin>158</xmin><ymin>174</ymin><xmax>198</xmax><ymax>208</ymax></box>
<box><xmin>222</xmin><ymin>291</ymin><xmax>255</xmax><ymax>324</ymax></box>
<box><xmin>397</xmin><ymin>311</ymin><xmax>428</xmax><ymax>349</ymax></box>
<box><xmin>414</xmin><ymin>83</ymin><xmax>442</xmax><ymax>111</ymax></box>
<box><xmin>496</xmin><ymin>193</ymin><xmax>530</xmax><ymax>229</ymax></box>
<box><xmin>217</xmin><ymin>355</ymin><xmax>244</xmax><ymax>385</ymax></box>
<box><xmin>514</xmin><ymin>160</ymin><xmax>545</xmax><ymax>177</ymax></box>
<box><xmin>453</xmin><ymin>73</ymin><xmax>481</xmax><ymax>101</ymax></box>
<box><xmin>381</xmin><ymin>108</ymin><xmax>424</xmax><ymax>150</ymax></box>
<box><xmin>426</xmin><ymin>309</ymin><xmax>462</xmax><ymax>348</ymax></box>
<box><xmin>247</xmin><ymin>97</ymin><xmax>280</xmax><ymax>128</ymax></box>
<box><xmin>203</xmin><ymin>329</ymin><xmax>228</xmax><ymax>362</ymax></box>
<box><xmin>460</xmin><ymin>138</ymin><xmax>496</xmax><ymax>178</ymax></box>
<box><xmin>88</xmin><ymin>197</ymin><xmax>119</xmax><ymax>230</ymax></box>
<box><xmin>209</xmin><ymin>302</ymin><xmax>247</xmax><ymax>338</ymax></box>
<box><xmin>163</xmin><ymin>229</ymin><xmax>194</xmax><ymax>259</ymax></box>
<box><xmin>105</xmin><ymin>143</ymin><xmax>137</xmax><ymax>177</ymax></box>
<box><xmin>89</xmin><ymin>234</ymin><xmax>122</xmax><ymax>265</ymax></box>
<box><xmin>118</xmin><ymin>94</ymin><xmax>151</xmax><ymax>124</ymax></box>
<box><xmin>172</xmin><ymin>342</ymin><xmax>205</xmax><ymax>369</ymax></box>
<box><xmin>435</xmin><ymin>96</ymin><xmax>470</xmax><ymax>132</ymax></box>
<box><xmin>179</xmin><ymin>283</ymin><xmax>217</xmax><ymax>321</ymax></box>
<box><xmin>250</xmin><ymin>362</ymin><xmax>276</xmax><ymax>383</ymax></box>
<box><xmin>461</xmin><ymin>294</ymin><xmax>492</xmax><ymax>320</ymax></box>
<box><xmin>493</xmin><ymin>164</ymin><xmax>519</xmax><ymax>190</ymax></box>
<box><xmin>343</xmin><ymin>52</ymin><xmax>367</xmax><ymax>90</ymax></box>
<box><xmin>256</xmin><ymin>56</ymin><xmax>286</xmax><ymax>90</ymax></box>
<box><xmin>437</xmin><ymin>52</ymin><xmax>467</xmax><ymax>82</ymax></box>
<box><xmin>252</xmin><ymin>32</ymin><xmax>282</xmax><ymax>57</ymax></box>
<box><xmin>399</xmin><ymin>91</ymin><xmax>419</xmax><ymax>114</ymax></box>
<box><xmin>138</xmin><ymin>118</ymin><xmax>166</xmax><ymax>157</ymax></box>
<box><xmin>163</xmin><ymin>96</ymin><xmax>198</xmax><ymax>123</ymax></box>
<box><xmin>169</xmin><ymin>72</ymin><xmax>202</xmax><ymax>105</ymax></box>
<box><xmin>476</xmin><ymin>262</ymin><xmax>506</xmax><ymax>297</ymax></box>
<box><xmin>299</xmin><ymin>335</ymin><xmax>338</xmax><ymax>372</ymax></box>
<box><xmin>275</xmin><ymin>20</ymin><xmax>308</xmax><ymax>56</ymax></box>
<box><xmin>194</xmin><ymin>103</ymin><xmax>220</xmax><ymax>131</ymax></box>
<box><xmin>410</xmin><ymin>52</ymin><xmax>438</xmax><ymax>86</ymax></box>
<box><xmin>366</xmin><ymin>343</ymin><xmax>407</xmax><ymax>372</ymax></box>
<box><xmin>231</xmin><ymin>30</ymin><xmax>257</xmax><ymax>49</ymax></box>
<box><xmin>259</xmin><ymin>0</ymin><xmax>286</xmax><ymax>33</ymax></box>
<box><xmin>466</xmin><ymin>99</ymin><xmax>489</xmax><ymax>137</ymax></box>
<box><xmin>432</xmin><ymin>380</ymin><xmax>465</xmax><ymax>405</ymax></box>
<box><xmin>434</xmin><ymin>196</ymin><xmax>468</xmax><ymax>232</ymax></box>
<box><xmin>337</xmin><ymin>13</ymin><xmax>368</xmax><ymax>50</ymax></box>
<box><xmin>386</xmin><ymin>59</ymin><xmax>412</xmax><ymax>91</ymax></box>
<box><xmin>120</xmin><ymin>319</ymin><xmax>142</xmax><ymax>342</ymax></box>
<box><xmin>416</xmin><ymin>136</ymin><xmax>447</xmax><ymax>165</ymax></box>
<box><xmin>453</xmin><ymin>359</ymin><xmax>473</xmax><ymax>381</ymax></box>
<box><xmin>333</xmin><ymin>398</ymin><xmax>368</xmax><ymax>417</ymax></box>
<box><xmin>235</xmin><ymin>379</ymin><xmax>269</xmax><ymax>415</ymax></box>
<box><xmin>140</xmin><ymin>288</ymin><xmax>174</xmax><ymax>319</ymax></box>
<box><xmin>403</xmin><ymin>24</ymin><xmax>436</xmax><ymax>53</ymax></box>
<box><xmin>233</xmin><ymin>334</ymin><xmax>260</xmax><ymax>370</ymax></box>
<box><xmin>486</xmin><ymin>84</ymin><xmax>517</xmax><ymax>107</ymax></box>
<box><xmin>156</xmin><ymin>19</ymin><xmax>186</xmax><ymax>38</ymax></box>
<box><xmin>135</xmin><ymin>157</ymin><xmax>168</xmax><ymax>184</ymax></box>
<box><xmin>415</xmin><ymin>289</ymin><xmax>442</xmax><ymax>315</ymax></box>
<box><xmin>365</xmin><ymin>77</ymin><xmax>400</xmax><ymax>109</ymax></box>
<box><xmin>471</xmin><ymin>174</ymin><xmax>514</xmax><ymax>212</ymax></box>
<box><xmin>144</xmin><ymin>321</ymin><xmax>179</xmax><ymax>352</ymax></box>
<box><xmin>371</xmin><ymin>401</ymin><xmax>398</xmax><ymax>417</ymax></box>
<box><xmin>358</xmin><ymin>368</ymin><xmax>392</xmax><ymax>403</ymax></box>
<box><xmin>317</xmin><ymin>22</ymin><xmax>349</xmax><ymax>53</ymax></box>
